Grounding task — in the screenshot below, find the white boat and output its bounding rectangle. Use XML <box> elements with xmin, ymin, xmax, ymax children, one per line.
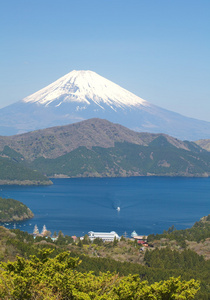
<box><xmin>117</xmin><ymin>207</ymin><xmax>120</xmax><ymax>212</ymax></box>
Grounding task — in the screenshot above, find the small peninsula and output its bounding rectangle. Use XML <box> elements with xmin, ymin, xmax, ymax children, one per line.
<box><xmin>0</xmin><ymin>197</ymin><xmax>34</xmax><ymax>222</ymax></box>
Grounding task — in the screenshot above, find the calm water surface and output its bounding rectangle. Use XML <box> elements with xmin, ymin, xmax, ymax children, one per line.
<box><xmin>0</xmin><ymin>177</ymin><xmax>210</xmax><ymax>237</ymax></box>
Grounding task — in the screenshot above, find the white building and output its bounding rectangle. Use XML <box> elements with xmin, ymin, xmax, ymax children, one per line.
<box><xmin>88</xmin><ymin>231</ymin><xmax>120</xmax><ymax>242</ymax></box>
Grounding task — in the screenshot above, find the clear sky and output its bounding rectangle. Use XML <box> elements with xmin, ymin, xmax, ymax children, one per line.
<box><xmin>1</xmin><ymin>0</ymin><xmax>210</xmax><ymax>122</ymax></box>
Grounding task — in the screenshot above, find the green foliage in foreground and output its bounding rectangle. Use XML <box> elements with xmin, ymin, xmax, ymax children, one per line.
<box><xmin>0</xmin><ymin>249</ymin><xmax>200</xmax><ymax>300</ymax></box>
<box><xmin>148</xmin><ymin>215</ymin><xmax>210</xmax><ymax>244</ymax></box>
<box><xmin>2</xmin><ymin>229</ymin><xmax>209</xmax><ymax>299</ymax></box>
<box><xmin>0</xmin><ymin>197</ymin><xmax>33</xmax><ymax>222</ymax></box>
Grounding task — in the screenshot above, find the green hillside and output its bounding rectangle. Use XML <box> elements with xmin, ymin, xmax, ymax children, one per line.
<box><xmin>30</xmin><ymin>139</ymin><xmax>210</xmax><ymax>178</ymax></box>
<box><xmin>0</xmin><ymin>118</ymin><xmax>202</xmax><ymax>161</ymax></box>
<box><xmin>0</xmin><ymin>197</ymin><xmax>34</xmax><ymax>222</ymax></box>
<box><xmin>0</xmin><ymin>119</ymin><xmax>210</xmax><ymax>181</ymax></box>
<box><xmin>148</xmin><ymin>214</ymin><xmax>210</xmax><ymax>244</ymax></box>
<box><xmin>0</xmin><ymin>153</ymin><xmax>52</xmax><ymax>185</ymax></box>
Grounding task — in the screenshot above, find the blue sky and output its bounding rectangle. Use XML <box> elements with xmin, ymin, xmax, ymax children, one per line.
<box><xmin>1</xmin><ymin>0</ymin><xmax>210</xmax><ymax>121</ymax></box>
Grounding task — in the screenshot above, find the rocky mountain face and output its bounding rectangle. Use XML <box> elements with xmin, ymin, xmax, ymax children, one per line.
<box><xmin>0</xmin><ymin>70</ymin><xmax>210</xmax><ymax>140</ymax></box>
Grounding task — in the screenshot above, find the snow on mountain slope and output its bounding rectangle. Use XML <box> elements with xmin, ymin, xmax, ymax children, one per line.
<box><xmin>0</xmin><ymin>70</ymin><xmax>210</xmax><ymax>140</ymax></box>
<box><xmin>23</xmin><ymin>70</ymin><xmax>149</xmax><ymax>110</ymax></box>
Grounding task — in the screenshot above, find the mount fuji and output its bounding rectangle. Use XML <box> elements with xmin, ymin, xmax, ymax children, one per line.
<box><xmin>0</xmin><ymin>70</ymin><xmax>210</xmax><ymax>140</ymax></box>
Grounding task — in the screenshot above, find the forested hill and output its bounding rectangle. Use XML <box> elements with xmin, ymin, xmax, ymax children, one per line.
<box><xmin>0</xmin><ymin>155</ymin><xmax>52</xmax><ymax>185</ymax></box>
<box><xmin>0</xmin><ymin>118</ymin><xmax>210</xmax><ymax>180</ymax></box>
<box><xmin>0</xmin><ymin>197</ymin><xmax>33</xmax><ymax>222</ymax></box>
<box><xmin>29</xmin><ymin>139</ymin><xmax>210</xmax><ymax>178</ymax></box>
<box><xmin>0</xmin><ymin>118</ymin><xmax>202</xmax><ymax>161</ymax></box>
<box><xmin>0</xmin><ymin>146</ymin><xmax>52</xmax><ymax>185</ymax></box>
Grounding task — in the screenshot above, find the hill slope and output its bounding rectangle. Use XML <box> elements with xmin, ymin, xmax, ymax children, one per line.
<box><xmin>29</xmin><ymin>139</ymin><xmax>210</xmax><ymax>178</ymax></box>
<box><xmin>0</xmin><ymin>197</ymin><xmax>34</xmax><ymax>222</ymax></box>
<box><xmin>0</xmin><ymin>147</ymin><xmax>52</xmax><ymax>185</ymax></box>
<box><xmin>0</xmin><ymin>119</ymin><xmax>209</xmax><ymax>178</ymax></box>
<box><xmin>195</xmin><ymin>139</ymin><xmax>210</xmax><ymax>151</ymax></box>
<box><xmin>0</xmin><ymin>118</ymin><xmax>200</xmax><ymax>161</ymax></box>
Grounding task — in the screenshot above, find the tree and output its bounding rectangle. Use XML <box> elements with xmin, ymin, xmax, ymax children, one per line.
<box><xmin>113</xmin><ymin>236</ymin><xmax>118</xmax><ymax>247</ymax></box>
<box><xmin>77</xmin><ymin>238</ymin><xmax>83</xmax><ymax>248</ymax></box>
<box><xmin>83</xmin><ymin>234</ymin><xmax>90</xmax><ymax>245</ymax></box>
<box><xmin>0</xmin><ymin>249</ymin><xmax>200</xmax><ymax>299</ymax></box>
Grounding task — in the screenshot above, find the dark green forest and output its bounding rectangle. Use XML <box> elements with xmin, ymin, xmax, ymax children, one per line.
<box><xmin>0</xmin><ymin>146</ymin><xmax>52</xmax><ymax>185</ymax></box>
<box><xmin>30</xmin><ymin>140</ymin><xmax>210</xmax><ymax>178</ymax></box>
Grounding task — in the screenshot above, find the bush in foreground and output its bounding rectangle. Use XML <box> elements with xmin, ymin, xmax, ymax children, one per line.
<box><xmin>0</xmin><ymin>249</ymin><xmax>200</xmax><ymax>299</ymax></box>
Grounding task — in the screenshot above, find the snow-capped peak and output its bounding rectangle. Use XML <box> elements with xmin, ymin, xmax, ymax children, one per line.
<box><xmin>23</xmin><ymin>70</ymin><xmax>149</xmax><ymax>110</ymax></box>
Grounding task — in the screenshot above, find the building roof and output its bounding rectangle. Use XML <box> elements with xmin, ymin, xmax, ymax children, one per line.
<box><xmin>133</xmin><ymin>235</ymin><xmax>148</xmax><ymax>240</ymax></box>
<box><xmin>88</xmin><ymin>231</ymin><xmax>120</xmax><ymax>240</ymax></box>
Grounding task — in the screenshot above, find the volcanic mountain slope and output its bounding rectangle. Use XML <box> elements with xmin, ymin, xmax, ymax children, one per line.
<box><xmin>0</xmin><ymin>118</ymin><xmax>210</xmax><ymax>178</ymax></box>
<box><xmin>1</xmin><ymin>70</ymin><xmax>210</xmax><ymax>140</ymax></box>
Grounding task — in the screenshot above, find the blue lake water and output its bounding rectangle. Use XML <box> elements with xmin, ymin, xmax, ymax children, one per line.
<box><xmin>0</xmin><ymin>177</ymin><xmax>210</xmax><ymax>237</ymax></box>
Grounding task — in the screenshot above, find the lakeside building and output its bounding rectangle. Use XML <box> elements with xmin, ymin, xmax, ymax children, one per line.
<box><xmin>72</xmin><ymin>236</ymin><xmax>77</xmax><ymax>242</ymax></box>
<box><xmin>88</xmin><ymin>231</ymin><xmax>120</xmax><ymax>242</ymax></box>
<box><xmin>131</xmin><ymin>230</ymin><xmax>138</xmax><ymax>238</ymax></box>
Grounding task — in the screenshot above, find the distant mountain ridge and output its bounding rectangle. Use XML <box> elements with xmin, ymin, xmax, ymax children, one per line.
<box><xmin>0</xmin><ymin>70</ymin><xmax>210</xmax><ymax>140</ymax></box>
<box><xmin>0</xmin><ymin>118</ymin><xmax>199</xmax><ymax>161</ymax></box>
<box><xmin>0</xmin><ymin>118</ymin><xmax>210</xmax><ymax>179</ymax></box>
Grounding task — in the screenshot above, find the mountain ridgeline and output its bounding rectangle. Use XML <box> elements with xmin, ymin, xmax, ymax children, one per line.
<box><xmin>0</xmin><ymin>118</ymin><xmax>210</xmax><ymax>183</ymax></box>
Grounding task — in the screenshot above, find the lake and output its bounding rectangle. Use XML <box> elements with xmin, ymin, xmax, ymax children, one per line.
<box><xmin>0</xmin><ymin>177</ymin><xmax>210</xmax><ymax>237</ymax></box>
